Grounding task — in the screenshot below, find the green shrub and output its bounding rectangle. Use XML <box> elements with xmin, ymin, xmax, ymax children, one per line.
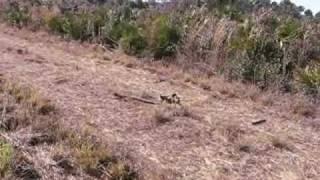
<box><xmin>121</xmin><ymin>35</ymin><xmax>146</xmax><ymax>55</ymax></box>
<box><xmin>62</xmin><ymin>13</ymin><xmax>92</xmax><ymax>41</ymax></box>
<box><xmin>104</xmin><ymin>21</ymin><xmax>146</xmax><ymax>54</ymax></box>
<box><xmin>48</xmin><ymin>14</ymin><xmax>88</xmax><ymax>40</ymax></box>
<box><xmin>48</xmin><ymin>9</ymin><xmax>110</xmax><ymax>41</ymax></box>
<box><xmin>5</xmin><ymin>4</ymin><xmax>31</xmax><ymax>27</ymax></box>
<box><xmin>48</xmin><ymin>15</ymin><xmax>76</xmax><ymax>37</ymax></box>
<box><xmin>230</xmin><ymin>23</ymin><xmax>283</xmax><ymax>88</ymax></box>
<box><xmin>277</xmin><ymin>19</ymin><xmax>302</xmax><ymax>41</ymax></box>
<box><xmin>298</xmin><ymin>66</ymin><xmax>320</xmax><ymax>95</ymax></box>
<box><xmin>108</xmin><ymin>21</ymin><xmax>129</xmax><ymax>41</ymax></box>
<box><xmin>47</xmin><ymin>9</ymin><xmax>147</xmax><ymax>54</ymax></box>
<box><xmin>0</xmin><ymin>140</ymin><xmax>13</xmax><ymax>177</ymax></box>
<box><xmin>120</xmin><ymin>26</ymin><xmax>147</xmax><ymax>55</ymax></box>
<box><xmin>149</xmin><ymin>16</ymin><xmax>181</xmax><ymax>59</ymax></box>
<box><xmin>48</xmin><ymin>16</ymin><xmax>65</xmax><ymax>34</ymax></box>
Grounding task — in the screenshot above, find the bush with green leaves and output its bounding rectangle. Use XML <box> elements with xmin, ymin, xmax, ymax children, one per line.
<box><xmin>48</xmin><ymin>9</ymin><xmax>110</xmax><ymax>41</ymax></box>
<box><xmin>119</xmin><ymin>24</ymin><xmax>147</xmax><ymax>55</ymax></box>
<box><xmin>277</xmin><ymin>19</ymin><xmax>302</xmax><ymax>42</ymax></box>
<box><xmin>230</xmin><ymin>22</ymin><xmax>283</xmax><ymax>88</ymax></box>
<box><xmin>47</xmin><ymin>14</ymin><xmax>88</xmax><ymax>40</ymax></box>
<box><xmin>48</xmin><ymin>16</ymin><xmax>66</xmax><ymax>34</ymax></box>
<box><xmin>5</xmin><ymin>3</ymin><xmax>31</xmax><ymax>27</ymax></box>
<box><xmin>298</xmin><ymin>66</ymin><xmax>320</xmax><ymax>95</ymax></box>
<box><xmin>107</xmin><ymin>21</ymin><xmax>129</xmax><ymax>41</ymax></box>
<box><xmin>149</xmin><ymin>15</ymin><xmax>181</xmax><ymax>59</ymax></box>
<box><xmin>66</xmin><ymin>13</ymin><xmax>92</xmax><ymax>40</ymax></box>
<box><xmin>103</xmin><ymin>20</ymin><xmax>146</xmax><ymax>54</ymax></box>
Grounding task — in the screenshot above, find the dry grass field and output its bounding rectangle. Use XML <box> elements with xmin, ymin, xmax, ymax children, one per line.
<box><xmin>0</xmin><ymin>23</ymin><xmax>319</xmax><ymax>179</ymax></box>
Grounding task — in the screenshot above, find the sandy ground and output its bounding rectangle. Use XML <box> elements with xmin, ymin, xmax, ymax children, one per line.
<box><xmin>0</xmin><ymin>24</ymin><xmax>319</xmax><ymax>180</ymax></box>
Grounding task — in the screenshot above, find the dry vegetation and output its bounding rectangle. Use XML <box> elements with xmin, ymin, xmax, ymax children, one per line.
<box><xmin>0</xmin><ymin>0</ymin><xmax>319</xmax><ymax>100</ymax></box>
<box><xmin>0</xmin><ymin>78</ymin><xmax>136</xmax><ymax>179</ymax></box>
<box><xmin>0</xmin><ymin>0</ymin><xmax>319</xmax><ymax>179</ymax></box>
<box><xmin>154</xmin><ymin>105</ymin><xmax>199</xmax><ymax>125</ymax></box>
<box><xmin>0</xmin><ymin>27</ymin><xmax>318</xmax><ymax>178</ymax></box>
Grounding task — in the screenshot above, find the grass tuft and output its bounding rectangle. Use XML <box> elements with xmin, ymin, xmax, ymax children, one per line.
<box><xmin>154</xmin><ymin>109</ymin><xmax>174</xmax><ymax>124</ymax></box>
<box><xmin>298</xmin><ymin>66</ymin><xmax>320</xmax><ymax>96</ymax></box>
<box><xmin>0</xmin><ymin>139</ymin><xmax>13</xmax><ymax>177</ymax></box>
<box><xmin>271</xmin><ymin>136</ymin><xmax>293</xmax><ymax>151</ymax></box>
<box><xmin>154</xmin><ymin>105</ymin><xmax>198</xmax><ymax>124</ymax></box>
<box><xmin>292</xmin><ymin>100</ymin><xmax>317</xmax><ymax>118</ymax></box>
<box><xmin>65</xmin><ymin>132</ymin><xmax>136</xmax><ymax>179</ymax></box>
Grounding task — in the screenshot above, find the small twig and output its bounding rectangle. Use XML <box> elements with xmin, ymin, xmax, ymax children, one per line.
<box><xmin>252</xmin><ymin>119</ymin><xmax>267</xmax><ymax>126</ymax></box>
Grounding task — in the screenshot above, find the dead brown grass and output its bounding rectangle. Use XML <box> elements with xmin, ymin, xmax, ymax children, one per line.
<box><xmin>236</xmin><ymin>138</ymin><xmax>254</xmax><ymax>153</ymax></box>
<box><xmin>291</xmin><ymin>100</ymin><xmax>317</xmax><ymax>118</ymax></box>
<box><xmin>219</xmin><ymin>122</ymin><xmax>246</xmax><ymax>143</ymax></box>
<box><xmin>154</xmin><ymin>109</ymin><xmax>174</xmax><ymax>124</ymax></box>
<box><xmin>0</xmin><ymin>80</ymin><xmax>58</xmax><ymax>134</ymax></box>
<box><xmin>0</xmin><ymin>23</ymin><xmax>319</xmax><ymax>179</ymax></box>
<box><xmin>140</xmin><ymin>91</ymin><xmax>155</xmax><ymax>101</ymax></box>
<box><xmin>0</xmin><ymin>139</ymin><xmax>41</xmax><ymax>179</ymax></box>
<box><xmin>4</xmin><ymin>82</ymin><xmax>55</xmax><ymax>115</ymax></box>
<box><xmin>258</xmin><ymin>92</ymin><xmax>275</xmax><ymax>106</ymax></box>
<box><xmin>10</xmin><ymin>152</ymin><xmax>41</xmax><ymax>180</ymax></box>
<box><xmin>199</xmin><ymin>82</ymin><xmax>212</xmax><ymax>91</ymax></box>
<box><xmin>270</xmin><ymin>135</ymin><xmax>294</xmax><ymax>151</ymax></box>
<box><xmin>0</xmin><ymin>79</ymin><xmax>137</xmax><ymax>179</ymax></box>
<box><xmin>154</xmin><ymin>105</ymin><xmax>198</xmax><ymax>125</ymax></box>
<box><xmin>55</xmin><ymin>131</ymin><xmax>137</xmax><ymax>179</ymax></box>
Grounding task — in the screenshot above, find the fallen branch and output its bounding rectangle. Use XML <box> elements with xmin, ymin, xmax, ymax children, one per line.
<box><xmin>113</xmin><ymin>92</ymin><xmax>158</xmax><ymax>105</ymax></box>
<box><xmin>130</xmin><ymin>96</ymin><xmax>158</xmax><ymax>105</ymax></box>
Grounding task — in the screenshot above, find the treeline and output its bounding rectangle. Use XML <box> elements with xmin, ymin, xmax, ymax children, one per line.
<box><xmin>0</xmin><ymin>0</ymin><xmax>319</xmax><ymax>98</ymax></box>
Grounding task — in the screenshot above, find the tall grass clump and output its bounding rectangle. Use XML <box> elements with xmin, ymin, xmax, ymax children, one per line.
<box><xmin>298</xmin><ymin>66</ymin><xmax>320</xmax><ymax>96</ymax></box>
<box><xmin>229</xmin><ymin>21</ymin><xmax>283</xmax><ymax>89</ymax></box>
<box><xmin>0</xmin><ymin>140</ymin><xmax>13</xmax><ymax>177</ymax></box>
<box><xmin>149</xmin><ymin>15</ymin><xmax>181</xmax><ymax>59</ymax></box>
<box><xmin>66</xmin><ymin>133</ymin><xmax>137</xmax><ymax>179</ymax></box>
<box><xmin>119</xmin><ymin>24</ymin><xmax>147</xmax><ymax>55</ymax></box>
<box><xmin>48</xmin><ymin>13</ymin><xmax>92</xmax><ymax>41</ymax></box>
